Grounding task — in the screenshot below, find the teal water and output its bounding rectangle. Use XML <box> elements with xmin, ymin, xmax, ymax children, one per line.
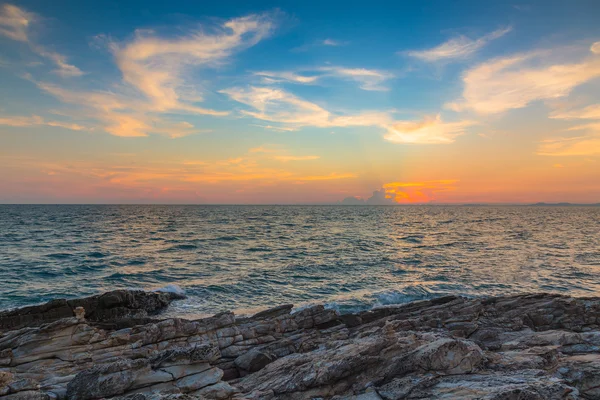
<box><xmin>0</xmin><ymin>205</ymin><xmax>599</xmax><ymax>317</ymax></box>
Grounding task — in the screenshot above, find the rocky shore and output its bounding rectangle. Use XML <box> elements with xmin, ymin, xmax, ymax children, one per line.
<box><xmin>1</xmin><ymin>290</ymin><xmax>600</xmax><ymax>399</ymax></box>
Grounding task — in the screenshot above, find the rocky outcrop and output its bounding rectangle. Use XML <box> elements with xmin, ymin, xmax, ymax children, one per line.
<box><xmin>0</xmin><ymin>290</ymin><xmax>184</xmax><ymax>332</ymax></box>
<box><xmin>1</xmin><ymin>292</ymin><xmax>600</xmax><ymax>399</ymax></box>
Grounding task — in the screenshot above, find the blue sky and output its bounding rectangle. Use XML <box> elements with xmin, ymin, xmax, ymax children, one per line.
<box><xmin>1</xmin><ymin>0</ymin><xmax>600</xmax><ymax>203</ymax></box>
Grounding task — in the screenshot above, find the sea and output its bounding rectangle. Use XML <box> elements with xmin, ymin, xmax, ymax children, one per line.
<box><xmin>0</xmin><ymin>205</ymin><xmax>599</xmax><ymax>318</ymax></box>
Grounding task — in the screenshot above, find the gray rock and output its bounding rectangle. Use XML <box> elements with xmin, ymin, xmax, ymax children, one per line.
<box><xmin>2</xmin><ymin>291</ymin><xmax>600</xmax><ymax>399</ymax></box>
<box><xmin>0</xmin><ymin>290</ymin><xmax>179</xmax><ymax>331</ymax></box>
<box><xmin>234</xmin><ymin>349</ymin><xmax>276</xmax><ymax>373</ymax></box>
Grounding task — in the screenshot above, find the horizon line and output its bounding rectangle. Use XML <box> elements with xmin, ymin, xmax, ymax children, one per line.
<box><xmin>1</xmin><ymin>202</ymin><xmax>599</xmax><ymax>206</ymax></box>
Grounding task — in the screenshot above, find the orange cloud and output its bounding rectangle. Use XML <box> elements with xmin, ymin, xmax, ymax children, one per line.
<box><xmin>384</xmin><ymin>116</ymin><xmax>474</xmax><ymax>144</ymax></box>
<box><xmin>383</xmin><ymin>180</ymin><xmax>458</xmax><ymax>203</ymax></box>
<box><xmin>274</xmin><ymin>155</ymin><xmax>320</xmax><ymax>162</ymax></box>
<box><xmin>0</xmin><ymin>115</ymin><xmax>85</xmax><ymax>131</ymax></box>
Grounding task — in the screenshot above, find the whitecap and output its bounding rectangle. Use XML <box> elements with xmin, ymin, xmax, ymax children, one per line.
<box><xmin>153</xmin><ymin>284</ymin><xmax>186</xmax><ymax>299</ymax></box>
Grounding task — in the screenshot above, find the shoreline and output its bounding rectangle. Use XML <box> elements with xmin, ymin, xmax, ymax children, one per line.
<box><xmin>1</xmin><ymin>290</ymin><xmax>599</xmax><ymax>399</ymax></box>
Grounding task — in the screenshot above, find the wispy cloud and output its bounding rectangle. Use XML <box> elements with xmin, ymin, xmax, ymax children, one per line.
<box><xmin>406</xmin><ymin>27</ymin><xmax>511</xmax><ymax>62</ymax></box>
<box><xmin>322</xmin><ymin>38</ymin><xmax>344</xmax><ymax>46</ymax></box>
<box><xmin>249</xmin><ymin>144</ymin><xmax>282</xmax><ymax>153</ymax></box>
<box><xmin>251</xmin><ymin>124</ymin><xmax>298</xmax><ymax>132</ymax></box>
<box><xmin>446</xmin><ymin>41</ymin><xmax>600</xmax><ymax>114</ymax></box>
<box><xmin>274</xmin><ymin>155</ymin><xmax>320</xmax><ymax>162</ymax></box>
<box><xmin>221</xmin><ymin>86</ymin><xmax>392</xmax><ymax>128</ymax></box>
<box><xmin>0</xmin><ymin>152</ymin><xmax>357</xmax><ymax>203</ymax></box>
<box><xmin>550</xmin><ymin>104</ymin><xmax>600</xmax><ymax>120</ymax></box>
<box><xmin>247</xmin><ymin>144</ymin><xmax>319</xmax><ymax>162</ymax></box>
<box><xmin>0</xmin><ymin>4</ymin><xmax>83</xmax><ymax>77</ymax></box>
<box><xmin>223</xmin><ymin>86</ymin><xmax>472</xmax><ymax>143</ymax></box>
<box><xmin>537</xmin><ymin>130</ymin><xmax>600</xmax><ymax>156</ymax></box>
<box><xmin>0</xmin><ymin>3</ymin><xmax>31</xmax><ymax>41</ymax></box>
<box><xmin>384</xmin><ymin>115</ymin><xmax>475</xmax><ymax>144</ymax></box>
<box><xmin>0</xmin><ymin>114</ymin><xmax>85</xmax><ymax>130</ymax></box>
<box><xmin>291</xmin><ymin>38</ymin><xmax>348</xmax><ymax>52</ymax></box>
<box><xmin>34</xmin><ymin>48</ymin><xmax>84</xmax><ymax>77</ymax></box>
<box><xmin>255</xmin><ymin>66</ymin><xmax>393</xmax><ymax>91</ymax></box>
<box><xmin>319</xmin><ymin>67</ymin><xmax>393</xmax><ymax>91</ymax></box>
<box><xmin>254</xmin><ymin>71</ymin><xmax>320</xmax><ymax>84</ymax></box>
<box><xmin>30</xmin><ymin>13</ymin><xmax>276</xmax><ymax>138</ymax></box>
<box><xmin>113</xmin><ymin>14</ymin><xmax>274</xmax><ymax>114</ymax></box>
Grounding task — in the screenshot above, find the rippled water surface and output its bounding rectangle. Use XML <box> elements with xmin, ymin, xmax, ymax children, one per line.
<box><xmin>1</xmin><ymin>205</ymin><xmax>599</xmax><ymax>317</ymax></box>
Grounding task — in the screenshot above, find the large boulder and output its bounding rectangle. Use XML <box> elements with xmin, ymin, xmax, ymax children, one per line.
<box><xmin>0</xmin><ymin>290</ymin><xmax>182</xmax><ymax>331</ymax></box>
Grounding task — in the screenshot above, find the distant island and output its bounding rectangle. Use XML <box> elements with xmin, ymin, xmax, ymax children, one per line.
<box><xmin>336</xmin><ymin>198</ymin><xmax>600</xmax><ymax>206</ymax></box>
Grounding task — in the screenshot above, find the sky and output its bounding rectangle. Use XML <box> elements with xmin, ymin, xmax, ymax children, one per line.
<box><xmin>1</xmin><ymin>0</ymin><xmax>599</xmax><ymax>204</ymax></box>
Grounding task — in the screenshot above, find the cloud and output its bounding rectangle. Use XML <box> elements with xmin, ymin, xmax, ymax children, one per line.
<box><xmin>295</xmin><ymin>173</ymin><xmax>355</xmax><ymax>181</ymax></box>
<box><xmin>248</xmin><ymin>145</ymin><xmax>281</xmax><ymax>153</ymax></box>
<box><xmin>365</xmin><ymin>188</ymin><xmax>397</xmax><ymax>205</ymax></box>
<box><xmin>33</xmin><ymin>48</ymin><xmax>84</xmax><ymax>77</ymax></box>
<box><xmin>273</xmin><ymin>155</ymin><xmax>320</xmax><ymax>162</ymax></box>
<box><xmin>550</xmin><ymin>104</ymin><xmax>600</xmax><ymax>120</ymax></box>
<box><xmin>0</xmin><ymin>3</ymin><xmax>32</xmax><ymax>41</ymax></box>
<box><xmin>113</xmin><ymin>13</ymin><xmax>274</xmax><ymax>114</ymax></box>
<box><xmin>223</xmin><ymin>86</ymin><xmax>472</xmax><ymax>143</ymax></box>
<box><xmin>538</xmin><ymin>122</ymin><xmax>600</xmax><ymax>156</ymax></box>
<box><xmin>248</xmin><ymin>144</ymin><xmax>319</xmax><ymax>162</ymax></box>
<box><xmin>29</xmin><ymin>153</ymin><xmax>353</xmax><ymax>189</ymax></box>
<box><xmin>340</xmin><ymin>188</ymin><xmax>399</xmax><ymax>205</ymax></box>
<box><xmin>34</xmin><ymin>81</ymin><xmax>150</xmax><ymax>137</ymax></box>
<box><xmin>406</xmin><ymin>27</ymin><xmax>511</xmax><ymax>62</ymax></box>
<box><xmin>254</xmin><ymin>71</ymin><xmax>320</xmax><ymax>84</ymax></box>
<box><xmin>291</xmin><ymin>38</ymin><xmax>348</xmax><ymax>52</ymax></box>
<box><xmin>319</xmin><ymin>67</ymin><xmax>393</xmax><ymax>91</ymax></box>
<box><xmin>447</xmin><ymin>42</ymin><xmax>600</xmax><ymax>114</ymax></box>
<box><xmin>322</xmin><ymin>39</ymin><xmax>343</xmax><ymax>46</ymax></box>
<box><xmin>251</xmin><ymin>124</ymin><xmax>298</xmax><ymax>132</ymax></box>
<box><xmin>384</xmin><ymin>115</ymin><xmax>475</xmax><ymax>144</ymax></box>
<box><xmin>1</xmin><ymin>143</ymin><xmax>354</xmax><ymax>200</ymax></box>
<box><xmin>0</xmin><ymin>4</ymin><xmax>83</xmax><ymax>77</ymax></box>
<box><xmin>255</xmin><ymin>66</ymin><xmax>393</xmax><ymax>91</ymax></box>
<box><xmin>30</xmin><ymin>14</ymin><xmax>275</xmax><ymax>138</ymax></box>
<box><xmin>0</xmin><ymin>114</ymin><xmax>85</xmax><ymax>130</ymax></box>
<box><xmin>383</xmin><ymin>180</ymin><xmax>458</xmax><ymax>203</ymax></box>
<box><xmin>341</xmin><ymin>180</ymin><xmax>458</xmax><ymax>204</ymax></box>
<box><xmin>221</xmin><ymin>86</ymin><xmax>391</xmax><ymax>128</ymax></box>
<box><xmin>537</xmin><ymin>132</ymin><xmax>600</xmax><ymax>156</ymax></box>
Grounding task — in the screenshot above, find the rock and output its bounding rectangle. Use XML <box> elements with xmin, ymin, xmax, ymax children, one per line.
<box><xmin>377</xmin><ymin>371</ymin><xmax>578</xmax><ymax>399</ymax></box>
<box><xmin>0</xmin><ymin>391</ymin><xmax>50</xmax><ymax>399</ymax></box>
<box><xmin>0</xmin><ymin>289</ymin><xmax>180</xmax><ymax>331</ymax></box>
<box><xmin>556</xmin><ymin>354</ymin><xmax>600</xmax><ymax>398</ymax></box>
<box><xmin>403</xmin><ymin>337</ymin><xmax>483</xmax><ymax>375</ymax></box>
<box><xmin>191</xmin><ymin>381</ymin><xmax>236</xmax><ymax>399</ymax></box>
<box><xmin>66</xmin><ymin>358</ymin><xmax>142</xmax><ymax>399</ymax></box>
<box><xmin>234</xmin><ymin>349</ymin><xmax>276</xmax><ymax>373</ymax></box>
<box><xmin>2</xmin><ymin>291</ymin><xmax>600</xmax><ymax>399</ymax></box>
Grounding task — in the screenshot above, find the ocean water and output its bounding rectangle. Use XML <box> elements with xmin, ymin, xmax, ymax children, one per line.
<box><xmin>0</xmin><ymin>205</ymin><xmax>599</xmax><ymax>317</ymax></box>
